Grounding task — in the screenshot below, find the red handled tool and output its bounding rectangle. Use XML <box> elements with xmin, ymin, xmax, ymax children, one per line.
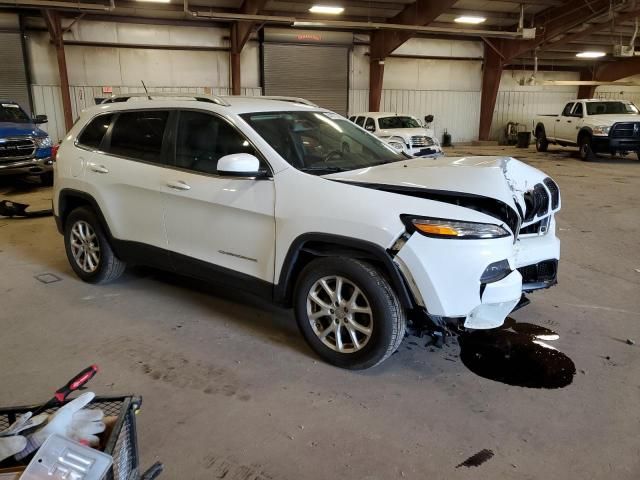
<box><xmin>33</xmin><ymin>365</ymin><xmax>99</xmax><ymax>415</ymax></box>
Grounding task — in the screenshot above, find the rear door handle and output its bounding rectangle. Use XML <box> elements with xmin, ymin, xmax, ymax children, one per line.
<box><xmin>89</xmin><ymin>163</ymin><xmax>109</xmax><ymax>174</ymax></box>
<box><xmin>556</xmin><ymin>119</ymin><xmax>560</xmax><ymax>122</ymax></box>
<box><xmin>567</xmin><ymin>120</ymin><xmax>572</xmax><ymax>123</ymax></box>
<box><xmin>166</xmin><ymin>180</ymin><xmax>191</xmax><ymax>191</ymax></box>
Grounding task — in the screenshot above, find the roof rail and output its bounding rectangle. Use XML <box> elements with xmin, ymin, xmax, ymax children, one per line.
<box><xmin>100</xmin><ymin>92</ymin><xmax>231</xmax><ymax>106</ymax></box>
<box><xmin>259</xmin><ymin>96</ymin><xmax>318</xmax><ymax>106</ymax></box>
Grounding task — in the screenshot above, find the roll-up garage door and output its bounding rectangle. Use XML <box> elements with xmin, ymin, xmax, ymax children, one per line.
<box><xmin>0</xmin><ymin>21</ymin><xmax>30</xmax><ymax>113</ymax></box>
<box><xmin>263</xmin><ymin>43</ymin><xmax>349</xmax><ymax>116</ymax></box>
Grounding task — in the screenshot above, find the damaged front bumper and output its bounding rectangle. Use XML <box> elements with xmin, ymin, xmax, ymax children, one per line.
<box><xmin>393</xmin><ymin>219</ymin><xmax>560</xmax><ymax>330</ymax></box>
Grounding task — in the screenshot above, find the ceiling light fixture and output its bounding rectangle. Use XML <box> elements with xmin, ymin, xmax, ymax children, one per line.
<box><xmin>454</xmin><ymin>15</ymin><xmax>486</xmax><ymax>24</ymax></box>
<box><xmin>576</xmin><ymin>51</ymin><xmax>606</xmax><ymax>58</ymax></box>
<box><xmin>136</xmin><ymin>0</ymin><xmax>171</xmax><ymax>3</ymax></box>
<box><xmin>309</xmin><ymin>5</ymin><xmax>344</xmax><ymax>14</ymax></box>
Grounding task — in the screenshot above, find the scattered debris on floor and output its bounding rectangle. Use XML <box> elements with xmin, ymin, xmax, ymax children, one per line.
<box><xmin>626</xmin><ymin>339</ymin><xmax>635</xmax><ymax>345</ymax></box>
<box><xmin>456</xmin><ymin>449</ymin><xmax>495</xmax><ymax>468</ymax></box>
<box><xmin>0</xmin><ymin>199</ymin><xmax>53</xmax><ymax>218</ymax></box>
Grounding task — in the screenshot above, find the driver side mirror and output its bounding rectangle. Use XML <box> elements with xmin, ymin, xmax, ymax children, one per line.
<box><xmin>33</xmin><ymin>114</ymin><xmax>48</xmax><ymax>124</ymax></box>
<box><xmin>216</xmin><ymin>153</ymin><xmax>265</xmax><ymax>178</ymax></box>
<box><xmin>424</xmin><ymin>114</ymin><xmax>434</xmax><ymax>124</ymax></box>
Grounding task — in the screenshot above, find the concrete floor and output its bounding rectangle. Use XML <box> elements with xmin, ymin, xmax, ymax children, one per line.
<box><xmin>0</xmin><ymin>145</ymin><xmax>639</xmax><ymax>479</ymax></box>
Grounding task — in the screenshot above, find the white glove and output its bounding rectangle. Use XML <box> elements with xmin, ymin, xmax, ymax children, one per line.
<box><xmin>0</xmin><ymin>412</ymin><xmax>48</xmax><ymax>437</ymax></box>
<box><xmin>15</xmin><ymin>392</ymin><xmax>105</xmax><ymax>460</ymax></box>
<box><xmin>0</xmin><ymin>436</ymin><xmax>27</xmax><ymax>462</ymax></box>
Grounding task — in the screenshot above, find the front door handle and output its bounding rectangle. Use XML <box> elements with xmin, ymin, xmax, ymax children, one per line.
<box><xmin>166</xmin><ymin>180</ymin><xmax>191</xmax><ymax>191</ymax></box>
<box><xmin>556</xmin><ymin>119</ymin><xmax>560</xmax><ymax>122</ymax></box>
<box><xmin>89</xmin><ymin>163</ymin><xmax>109</xmax><ymax>174</ymax></box>
<box><xmin>567</xmin><ymin>120</ymin><xmax>572</xmax><ymax>123</ymax></box>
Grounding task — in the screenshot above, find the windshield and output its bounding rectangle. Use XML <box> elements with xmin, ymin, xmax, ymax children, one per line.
<box><xmin>0</xmin><ymin>103</ymin><xmax>30</xmax><ymax>123</ymax></box>
<box><xmin>378</xmin><ymin>116</ymin><xmax>421</xmax><ymax>129</ymax></box>
<box><xmin>586</xmin><ymin>102</ymin><xmax>639</xmax><ymax>115</ymax></box>
<box><xmin>241</xmin><ymin>111</ymin><xmax>406</xmax><ymax>174</ymax></box>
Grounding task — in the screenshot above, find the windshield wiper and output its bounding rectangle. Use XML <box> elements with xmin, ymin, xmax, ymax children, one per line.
<box><xmin>299</xmin><ymin>166</ymin><xmax>348</xmax><ymax>174</ymax></box>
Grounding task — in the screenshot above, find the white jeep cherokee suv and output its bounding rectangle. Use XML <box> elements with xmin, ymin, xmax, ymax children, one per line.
<box><xmin>53</xmin><ymin>94</ymin><xmax>561</xmax><ymax>370</ymax></box>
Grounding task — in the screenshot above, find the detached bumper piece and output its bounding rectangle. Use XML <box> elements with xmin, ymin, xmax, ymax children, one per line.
<box><xmin>518</xmin><ymin>259</ymin><xmax>558</xmax><ymax>292</ymax></box>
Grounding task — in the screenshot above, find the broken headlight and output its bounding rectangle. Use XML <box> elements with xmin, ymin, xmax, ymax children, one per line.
<box><xmin>401</xmin><ymin>216</ymin><xmax>510</xmax><ymax>239</ymax></box>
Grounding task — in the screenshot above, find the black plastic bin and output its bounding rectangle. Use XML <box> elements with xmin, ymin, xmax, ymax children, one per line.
<box><xmin>0</xmin><ymin>395</ymin><xmax>142</xmax><ymax>480</ymax></box>
<box><xmin>517</xmin><ymin>131</ymin><xmax>531</xmax><ymax>148</ymax></box>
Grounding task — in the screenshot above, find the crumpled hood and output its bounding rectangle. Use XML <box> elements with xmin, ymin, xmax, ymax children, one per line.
<box><xmin>324</xmin><ymin>156</ymin><xmax>558</xmax><ymax>229</ymax></box>
<box><xmin>0</xmin><ymin>122</ymin><xmax>47</xmax><ymax>138</ymax></box>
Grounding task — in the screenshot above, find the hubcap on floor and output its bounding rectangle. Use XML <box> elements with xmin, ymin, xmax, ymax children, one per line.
<box><xmin>306</xmin><ymin>275</ymin><xmax>373</xmax><ymax>353</ymax></box>
<box><xmin>70</xmin><ymin>220</ymin><xmax>100</xmax><ymax>273</ymax></box>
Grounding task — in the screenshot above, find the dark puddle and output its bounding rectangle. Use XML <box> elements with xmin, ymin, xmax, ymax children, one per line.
<box><xmin>456</xmin><ymin>449</ymin><xmax>494</xmax><ymax>468</ymax></box>
<box><xmin>458</xmin><ymin>318</ymin><xmax>576</xmax><ymax>389</ymax></box>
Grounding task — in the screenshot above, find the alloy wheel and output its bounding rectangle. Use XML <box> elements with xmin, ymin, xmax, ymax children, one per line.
<box><xmin>306</xmin><ymin>275</ymin><xmax>373</xmax><ymax>353</ymax></box>
<box><xmin>70</xmin><ymin>220</ymin><xmax>101</xmax><ymax>273</ymax></box>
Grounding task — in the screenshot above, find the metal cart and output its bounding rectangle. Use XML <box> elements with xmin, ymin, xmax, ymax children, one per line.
<box><xmin>0</xmin><ymin>395</ymin><xmax>162</xmax><ymax>480</ymax></box>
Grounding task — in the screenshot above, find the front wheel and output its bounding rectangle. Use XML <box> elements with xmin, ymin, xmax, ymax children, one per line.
<box><xmin>64</xmin><ymin>207</ymin><xmax>126</xmax><ymax>283</ymax></box>
<box><xmin>535</xmin><ymin>133</ymin><xmax>548</xmax><ymax>152</ymax></box>
<box><xmin>579</xmin><ymin>135</ymin><xmax>596</xmax><ymax>161</ymax></box>
<box><xmin>294</xmin><ymin>257</ymin><xmax>406</xmax><ymax>370</ymax></box>
<box><xmin>40</xmin><ymin>171</ymin><xmax>54</xmax><ymax>186</ymax></box>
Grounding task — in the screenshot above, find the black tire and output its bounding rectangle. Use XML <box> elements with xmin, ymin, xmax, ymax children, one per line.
<box><xmin>635</xmin><ymin>151</ymin><xmax>640</xmax><ymax>161</ymax></box>
<box><xmin>40</xmin><ymin>171</ymin><xmax>54</xmax><ymax>186</ymax></box>
<box><xmin>579</xmin><ymin>135</ymin><xmax>596</xmax><ymax>161</ymax></box>
<box><xmin>64</xmin><ymin>207</ymin><xmax>126</xmax><ymax>283</ymax></box>
<box><xmin>535</xmin><ymin>132</ymin><xmax>549</xmax><ymax>152</ymax></box>
<box><xmin>294</xmin><ymin>257</ymin><xmax>406</xmax><ymax>370</ymax></box>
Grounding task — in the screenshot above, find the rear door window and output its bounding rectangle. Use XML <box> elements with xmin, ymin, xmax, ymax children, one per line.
<box><xmin>77</xmin><ymin>114</ymin><xmax>114</xmax><ymax>150</ymax></box>
<box><xmin>355</xmin><ymin>116</ymin><xmax>365</xmax><ymax>127</ymax></box>
<box><xmin>107</xmin><ymin>110</ymin><xmax>169</xmax><ymax>163</ymax></box>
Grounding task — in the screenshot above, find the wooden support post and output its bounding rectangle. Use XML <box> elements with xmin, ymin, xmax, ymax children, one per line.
<box><xmin>43</xmin><ymin>10</ymin><xmax>73</xmax><ymax>131</ymax></box>
<box><xmin>479</xmin><ymin>46</ymin><xmax>503</xmax><ymax>141</ymax></box>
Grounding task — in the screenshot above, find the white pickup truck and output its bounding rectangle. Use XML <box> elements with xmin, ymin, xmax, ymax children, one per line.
<box><xmin>533</xmin><ymin>99</ymin><xmax>640</xmax><ymax>161</ymax></box>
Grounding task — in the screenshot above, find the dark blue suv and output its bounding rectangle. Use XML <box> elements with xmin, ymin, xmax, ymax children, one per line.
<box><xmin>0</xmin><ymin>101</ymin><xmax>54</xmax><ymax>184</ymax></box>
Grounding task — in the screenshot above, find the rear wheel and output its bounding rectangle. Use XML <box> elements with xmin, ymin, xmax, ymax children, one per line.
<box><xmin>294</xmin><ymin>257</ymin><xmax>406</xmax><ymax>370</ymax></box>
<box><xmin>579</xmin><ymin>135</ymin><xmax>596</xmax><ymax>161</ymax></box>
<box><xmin>535</xmin><ymin>131</ymin><xmax>548</xmax><ymax>152</ymax></box>
<box><xmin>64</xmin><ymin>207</ymin><xmax>126</xmax><ymax>283</ymax></box>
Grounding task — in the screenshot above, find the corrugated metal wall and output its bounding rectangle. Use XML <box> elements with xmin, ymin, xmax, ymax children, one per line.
<box><xmin>31</xmin><ymin>85</ymin><xmax>263</xmax><ymax>142</ymax></box>
<box><xmin>490</xmin><ymin>70</ymin><xmax>580</xmax><ymax>141</ymax></box>
<box><xmin>491</xmin><ymin>90</ymin><xmax>577</xmax><ymax>141</ymax></box>
<box><xmin>348</xmin><ymin>89</ymin><xmax>480</xmax><ymax>143</ymax></box>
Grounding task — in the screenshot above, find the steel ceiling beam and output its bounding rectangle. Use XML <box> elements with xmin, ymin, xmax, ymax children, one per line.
<box><xmin>538</xmin><ymin>6</ymin><xmax>640</xmax><ymax>53</ymax></box>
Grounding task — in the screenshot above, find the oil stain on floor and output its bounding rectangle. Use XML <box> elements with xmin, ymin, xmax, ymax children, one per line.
<box><xmin>458</xmin><ymin>318</ymin><xmax>576</xmax><ymax>389</ymax></box>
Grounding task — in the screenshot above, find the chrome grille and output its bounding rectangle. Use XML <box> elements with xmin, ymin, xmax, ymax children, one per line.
<box><xmin>409</xmin><ymin>135</ymin><xmax>434</xmax><ymax>147</ymax></box>
<box><xmin>0</xmin><ymin>138</ymin><xmax>36</xmax><ymax>162</ymax></box>
<box><xmin>543</xmin><ymin>177</ymin><xmax>560</xmax><ymax>209</ymax></box>
<box><xmin>610</xmin><ymin>122</ymin><xmax>640</xmax><ymax>139</ymax></box>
